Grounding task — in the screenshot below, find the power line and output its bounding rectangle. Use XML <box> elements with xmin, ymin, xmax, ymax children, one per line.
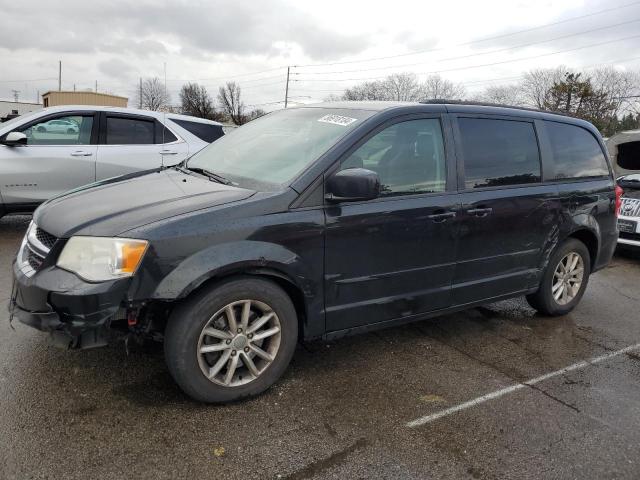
<box><xmin>292</xmin><ymin>18</ymin><xmax>640</xmax><ymax>76</ymax></box>
<box><xmin>287</xmin><ymin>55</ymin><xmax>640</xmax><ymax>97</ymax></box>
<box><xmin>0</xmin><ymin>77</ymin><xmax>57</xmax><ymax>83</ymax></box>
<box><xmin>241</xmin><ymin>80</ymin><xmax>288</xmax><ymax>90</ymax></box>
<box><xmin>291</xmin><ymin>33</ymin><xmax>640</xmax><ymax>83</ymax></box>
<box><xmin>293</xmin><ymin>0</ymin><xmax>640</xmax><ymax>68</ymax></box>
<box><xmin>166</xmin><ymin>66</ymin><xmax>287</xmax><ymax>83</ymax></box>
<box><xmin>167</xmin><ymin>72</ymin><xmax>286</xmax><ymax>85</ymax></box>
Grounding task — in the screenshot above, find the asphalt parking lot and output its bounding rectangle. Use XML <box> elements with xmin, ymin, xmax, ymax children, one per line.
<box><xmin>1</xmin><ymin>215</ymin><xmax>640</xmax><ymax>480</ymax></box>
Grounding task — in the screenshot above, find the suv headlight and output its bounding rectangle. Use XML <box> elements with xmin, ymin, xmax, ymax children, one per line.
<box><xmin>57</xmin><ymin>236</ymin><xmax>149</xmax><ymax>282</ymax></box>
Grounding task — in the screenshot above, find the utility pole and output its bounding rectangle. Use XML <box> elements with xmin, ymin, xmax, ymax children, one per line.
<box><xmin>139</xmin><ymin>77</ymin><xmax>143</xmax><ymax>109</ymax></box>
<box><xmin>73</xmin><ymin>84</ymin><xmax>76</xmax><ymax>92</ymax></box>
<box><xmin>164</xmin><ymin>62</ymin><xmax>167</xmax><ymax>110</ymax></box>
<box><xmin>284</xmin><ymin>66</ymin><xmax>290</xmax><ymax>108</ymax></box>
<box><xmin>95</xmin><ymin>80</ymin><xmax>98</xmax><ymax>93</ymax></box>
<box><xmin>58</xmin><ymin>61</ymin><xmax>62</xmax><ymax>91</ymax></box>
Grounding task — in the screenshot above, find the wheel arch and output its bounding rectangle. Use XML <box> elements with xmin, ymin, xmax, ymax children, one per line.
<box><xmin>566</xmin><ymin>228</ymin><xmax>599</xmax><ymax>271</ymax></box>
<box><xmin>150</xmin><ymin>241</ymin><xmax>317</xmax><ymax>340</ymax></box>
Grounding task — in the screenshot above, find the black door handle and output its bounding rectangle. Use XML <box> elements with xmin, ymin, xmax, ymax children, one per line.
<box><xmin>467</xmin><ymin>207</ymin><xmax>493</xmax><ymax>217</ymax></box>
<box><xmin>428</xmin><ymin>211</ymin><xmax>457</xmax><ymax>223</ymax></box>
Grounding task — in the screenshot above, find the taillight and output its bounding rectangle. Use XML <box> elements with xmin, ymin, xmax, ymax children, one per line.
<box><xmin>615</xmin><ymin>184</ymin><xmax>624</xmax><ymax>217</ymax></box>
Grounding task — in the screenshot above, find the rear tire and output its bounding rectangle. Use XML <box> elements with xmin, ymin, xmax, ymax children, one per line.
<box><xmin>526</xmin><ymin>238</ymin><xmax>591</xmax><ymax>316</ymax></box>
<box><xmin>164</xmin><ymin>277</ymin><xmax>298</xmax><ymax>403</ymax></box>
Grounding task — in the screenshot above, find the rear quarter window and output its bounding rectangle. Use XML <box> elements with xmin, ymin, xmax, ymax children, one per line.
<box><xmin>545</xmin><ymin>121</ymin><xmax>609</xmax><ymax>179</ymax></box>
<box><xmin>171</xmin><ymin>119</ymin><xmax>224</xmax><ymax>143</ymax></box>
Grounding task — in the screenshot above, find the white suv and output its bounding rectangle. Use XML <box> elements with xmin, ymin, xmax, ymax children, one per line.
<box><xmin>0</xmin><ymin>106</ymin><xmax>224</xmax><ymax>216</ymax></box>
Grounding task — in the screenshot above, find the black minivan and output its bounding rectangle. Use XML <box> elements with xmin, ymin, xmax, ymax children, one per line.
<box><xmin>10</xmin><ymin>102</ymin><xmax>621</xmax><ymax>403</ymax></box>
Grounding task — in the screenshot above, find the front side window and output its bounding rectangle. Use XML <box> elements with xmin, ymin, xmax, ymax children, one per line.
<box><xmin>459</xmin><ymin>117</ymin><xmax>541</xmax><ymax>189</ymax></box>
<box><xmin>106</xmin><ymin>117</ymin><xmax>155</xmax><ymax>145</ymax></box>
<box><xmin>20</xmin><ymin>114</ymin><xmax>93</xmax><ymax>145</ymax></box>
<box><xmin>339</xmin><ymin>118</ymin><xmax>446</xmax><ymax>196</ymax></box>
<box><xmin>187</xmin><ymin>107</ymin><xmax>374</xmax><ymax>189</ymax></box>
<box><xmin>545</xmin><ymin>121</ymin><xmax>610</xmax><ymax>179</ymax></box>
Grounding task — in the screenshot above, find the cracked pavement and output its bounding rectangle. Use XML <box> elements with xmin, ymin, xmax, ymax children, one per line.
<box><xmin>1</xmin><ymin>215</ymin><xmax>640</xmax><ymax>479</ymax></box>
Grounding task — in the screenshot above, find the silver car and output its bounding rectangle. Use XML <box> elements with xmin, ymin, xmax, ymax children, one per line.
<box><xmin>0</xmin><ymin>106</ymin><xmax>224</xmax><ymax>217</ymax></box>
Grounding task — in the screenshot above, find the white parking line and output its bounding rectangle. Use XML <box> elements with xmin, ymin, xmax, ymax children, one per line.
<box><xmin>406</xmin><ymin>342</ymin><xmax>640</xmax><ymax>428</ymax></box>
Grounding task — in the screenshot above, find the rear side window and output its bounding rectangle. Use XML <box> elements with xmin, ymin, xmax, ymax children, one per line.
<box><xmin>545</xmin><ymin>122</ymin><xmax>609</xmax><ymax>179</ymax></box>
<box><xmin>106</xmin><ymin>117</ymin><xmax>155</xmax><ymax>145</ymax></box>
<box><xmin>171</xmin><ymin>119</ymin><xmax>224</xmax><ymax>143</ymax></box>
<box><xmin>458</xmin><ymin>118</ymin><xmax>541</xmax><ymax>189</ymax></box>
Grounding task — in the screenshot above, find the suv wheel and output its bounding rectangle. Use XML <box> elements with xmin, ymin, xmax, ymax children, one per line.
<box><xmin>164</xmin><ymin>277</ymin><xmax>298</xmax><ymax>403</ymax></box>
<box><xmin>526</xmin><ymin>238</ymin><xmax>591</xmax><ymax>316</ymax></box>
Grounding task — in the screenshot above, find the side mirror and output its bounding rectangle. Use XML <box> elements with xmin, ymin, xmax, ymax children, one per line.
<box><xmin>326</xmin><ymin>168</ymin><xmax>380</xmax><ymax>203</ymax></box>
<box><xmin>1</xmin><ymin>131</ymin><xmax>27</xmax><ymax>146</ymax></box>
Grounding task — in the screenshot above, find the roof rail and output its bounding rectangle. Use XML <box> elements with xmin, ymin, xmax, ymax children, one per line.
<box><xmin>419</xmin><ymin>99</ymin><xmax>571</xmax><ymax>117</ymax></box>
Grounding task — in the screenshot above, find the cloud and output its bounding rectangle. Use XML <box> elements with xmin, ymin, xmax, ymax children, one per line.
<box><xmin>98</xmin><ymin>58</ymin><xmax>135</xmax><ymax>78</ymax></box>
<box><xmin>0</xmin><ymin>0</ymin><xmax>371</xmax><ymax>60</ymax></box>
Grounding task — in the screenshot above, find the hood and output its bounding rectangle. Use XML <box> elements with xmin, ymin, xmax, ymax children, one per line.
<box><xmin>34</xmin><ymin>168</ymin><xmax>255</xmax><ymax>237</ymax></box>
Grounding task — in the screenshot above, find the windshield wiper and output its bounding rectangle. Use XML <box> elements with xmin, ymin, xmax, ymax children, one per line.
<box><xmin>183</xmin><ymin>166</ymin><xmax>233</xmax><ymax>185</ymax></box>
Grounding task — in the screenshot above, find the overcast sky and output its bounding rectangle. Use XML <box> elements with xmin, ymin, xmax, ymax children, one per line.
<box><xmin>1</xmin><ymin>0</ymin><xmax>639</xmax><ymax>109</ymax></box>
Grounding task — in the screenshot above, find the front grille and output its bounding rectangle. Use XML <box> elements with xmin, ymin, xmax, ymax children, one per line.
<box><xmin>26</xmin><ymin>247</ymin><xmax>44</xmax><ymax>270</ymax></box>
<box><xmin>18</xmin><ymin>222</ymin><xmax>56</xmax><ymax>278</ymax></box>
<box><xmin>35</xmin><ymin>227</ymin><xmax>57</xmax><ymax>250</ymax></box>
<box><xmin>620</xmin><ymin>197</ymin><xmax>640</xmax><ymax>217</ymax></box>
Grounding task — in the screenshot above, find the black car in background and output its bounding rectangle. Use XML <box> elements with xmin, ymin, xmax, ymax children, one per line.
<box><xmin>10</xmin><ymin>101</ymin><xmax>620</xmax><ymax>403</ymax></box>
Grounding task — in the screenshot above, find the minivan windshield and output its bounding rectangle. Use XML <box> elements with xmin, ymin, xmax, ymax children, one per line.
<box><xmin>186</xmin><ymin>107</ymin><xmax>374</xmax><ymax>190</ymax></box>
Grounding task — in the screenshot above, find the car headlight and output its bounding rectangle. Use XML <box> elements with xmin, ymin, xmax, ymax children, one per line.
<box><xmin>57</xmin><ymin>236</ymin><xmax>148</xmax><ymax>282</ymax></box>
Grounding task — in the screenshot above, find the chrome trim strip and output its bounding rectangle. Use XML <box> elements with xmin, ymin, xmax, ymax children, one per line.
<box><xmin>618</xmin><ymin>237</ymin><xmax>640</xmax><ymax>247</ymax></box>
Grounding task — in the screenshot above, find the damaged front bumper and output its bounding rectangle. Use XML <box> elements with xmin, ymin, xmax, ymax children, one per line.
<box><xmin>10</xmin><ymin>260</ymin><xmax>131</xmax><ymax>349</ymax></box>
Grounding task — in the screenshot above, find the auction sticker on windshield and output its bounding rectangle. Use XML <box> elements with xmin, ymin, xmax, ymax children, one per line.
<box><xmin>317</xmin><ymin>114</ymin><xmax>358</xmax><ymax>126</ymax></box>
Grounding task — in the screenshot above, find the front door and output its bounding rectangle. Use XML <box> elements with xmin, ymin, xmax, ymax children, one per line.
<box><xmin>324</xmin><ymin>116</ymin><xmax>459</xmax><ymax>333</ymax></box>
<box><xmin>451</xmin><ymin>115</ymin><xmax>556</xmax><ymax>305</ymax></box>
<box><xmin>0</xmin><ymin>112</ymin><xmax>97</xmax><ymax>206</ymax></box>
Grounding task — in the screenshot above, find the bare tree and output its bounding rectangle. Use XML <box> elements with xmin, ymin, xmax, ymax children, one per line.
<box><xmin>323</xmin><ymin>93</ymin><xmax>343</xmax><ymax>102</ymax></box>
<box><xmin>247</xmin><ymin>108</ymin><xmax>267</xmax><ymax>121</ymax></box>
<box><xmin>422</xmin><ymin>74</ymin><xmax>466</xmax><ymax>100</ymax></box>
<box><xmin>384</xmin><ymin>73</ymin><xmax>425</xmax><ymax>101</ymax></box>
<box><xmin>341</xmin><ymin>73</ymin><xmax>464</xmax><ymax>102</ymax></box>
<box><xmin>342</xmin><ymin>80</ymin><xmax>391</xmax><ymax>101</ymax></box>
<box><xmin>591</xmin><ymin>67</ymin><xmax>640</xmax><ymax>121</ymax></box>
<box><xmin>134</xmin><ymin>77</ymin><xmax>171</xmax><ymax>111</ymax></box>
<box><xmin>520</xmin><ymin>67</ymin><xmax>566</xmax><ymax>109</ymax></box>
<box><xmin>218</xmin><ymin>82</ymin><xmax>246</xmax><ymax>125</ymax></box>
<box><xmin>180</xmin><ymin>83</ymin><xmax>216</xmax><ymax>119</ymax></box>
<box><xmin>476</xmin><ymin>84</ymin><xmax>525</xmax><ymax>106</ymax></box>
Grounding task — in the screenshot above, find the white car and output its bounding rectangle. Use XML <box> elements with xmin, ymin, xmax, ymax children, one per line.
<box><xmin>0</xmin><ymin>106</ymin><xmax>224</xmax><ymax>216</ymax></box>
<box><xmin>37</xmin><ymin>119</ymin><xmax>80</xmax><ymax>134</ymax></box>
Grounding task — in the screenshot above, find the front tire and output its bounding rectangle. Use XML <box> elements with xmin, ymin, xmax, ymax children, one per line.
<box><xmin>164</xmin><ymin>277</ymin><xmax>298</xmax><ymax>403</ymax></box>
<box><xmin>526</xmin><ymin>238</ymin><xmax>591</xmax><ymax>316</ymax></box>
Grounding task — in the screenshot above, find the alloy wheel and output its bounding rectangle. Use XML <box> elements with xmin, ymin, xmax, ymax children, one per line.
<box><xmin>551</xmin><ymin>252</ymin><xmax>585</xmax><ymax>306</ymax></box>
<box><xmin>197</xmin><ymin>299</ymin><xmax>282</xmax><ymax>387</ymax></box>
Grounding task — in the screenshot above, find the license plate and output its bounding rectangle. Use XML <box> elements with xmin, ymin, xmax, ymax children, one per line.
<box><xmin>618</xmin><ymin>219</ymin><xmax>637</xmax><ymax>233</ymax></box>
